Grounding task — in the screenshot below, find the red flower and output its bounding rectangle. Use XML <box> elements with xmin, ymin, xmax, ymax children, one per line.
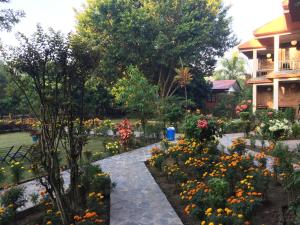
<box><xmin>197</xmin><ymin>119</ymin><xmax>208</xmax><ymax>129</ymax></box>
<box><xmin>240</xmin><ymin>104</ymin><xmax>248</xmax><ymax>110</ymax></box>
<box><xmin>115</xmin><ymin>119</ymin><xmax>133</xmax><ymax>146</ymax></box>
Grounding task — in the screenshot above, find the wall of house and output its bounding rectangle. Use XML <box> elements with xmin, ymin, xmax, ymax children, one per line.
<box><xmin>257</xmin><ymin>86</ymin><xmax>273</xmax><ymax>108</ymax></box>
<box><xmin>279</xmin><ymin>82</ymin><xmax>300</xmax><ymax>107</ymax></box>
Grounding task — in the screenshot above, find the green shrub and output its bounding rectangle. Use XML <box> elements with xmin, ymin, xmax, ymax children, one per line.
<box><xmin>184</xmin><ymin>114</ymin><xmax>224</xmax><ymax>142</ymax></box>
<box><xmin>1</xmin><ymin>186</ymin><xmax>26</xmax><ymax>211</ymax></box>
<box><xmin>96</xmin><ymin>119</ymin><xmax>113</xmax><ymax>136</ymax></box>
<box><xmin>207</xmin><ymin>178</ymin><xmax>229</xmax><ymax>208</ymax></box>
<box><xmin>144</xmin><ymin>122</ymin><xmax>164</xmax><ymax>140</ymax></box>
<box><xmin>239</xmin><ymin>112</ymin><xmax>250</xmax><ymax>121</ymax></box>
<box><xmin>104</xmin><ymin>141</ymin><xmax>121</xmax><ymax>156</ymax></box>
<box><xmin>292</xmin><ymin>122</ymin><xmax>300</xmax><ymax>138</ymax></box>
<box><xmin>9</xmin><ymin>161</ymin><xmax>25</xmax><ymax>184</ymax></box>
<box><xmin>224</xmin><ymin>119</ymin><xmax>244</xmax><ymax>133</ymax></box>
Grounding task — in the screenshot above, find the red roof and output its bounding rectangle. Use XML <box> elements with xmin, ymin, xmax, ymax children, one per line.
<box><xmin>212</xmin><ymin>80</ymin><xmax>238</xmax><ymax>90</ymax></box>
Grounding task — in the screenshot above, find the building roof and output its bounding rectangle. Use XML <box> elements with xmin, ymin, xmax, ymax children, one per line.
<box><xmin>238</xmin><ymin>0</ymin><xmax>300</xmax><ymax>51</ymax></box>
<box><xmin>212</xmin><ymin>80</ymin><xmax>240</xmax><ymax>90</ymax></box>
<box><xmin>253</xmin><ymin>14</ymin><xmax>300</xmax><ymax>37</ymax></box>
<box><xmin>238</xmin><ymin>38</ymin><xmax>266</xmax><ymax>51</ymax></box>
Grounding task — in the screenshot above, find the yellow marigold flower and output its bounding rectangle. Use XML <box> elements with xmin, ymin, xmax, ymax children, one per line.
<box><xmin>47</xmin><ymin>209</ymin><xmax>52</xmax><ymax>214</ymax></box>
<box><xmin>46</xmin><ymin>221</ymin><xmax>52</xmax><ymax>225</ymax></box>
<box><xmin>238</xmin><ymin>214</ymin><xmax>243</xmax><ymax>218</ymax></box>
<box><xmin>208</xmin><ymin>223</ymin><xmax>214</xmax><ymax>225</ymax></box>
<box><xmin>217</xmin><ymin>208</ymin><xmax>223</xmax><ymax>213</ymax></box>
<box><xmin>201</xmin><ymin>221</ymin><xmax>206</xmax><ymax>225</ymax></box>
<box><xmin>205</xmin><ymin>208</ymin><xmax>213</xmax><ymax>213</ymax></box>
<box><xmin>88</xmin><ymin>192</ymin><xmax>96</xmax><ymax>197</ymax></box>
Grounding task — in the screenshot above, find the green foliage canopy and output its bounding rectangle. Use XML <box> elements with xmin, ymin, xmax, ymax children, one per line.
<box><xmin>76</xmin><ymin>0</ymin><xmax>237</xmax><ymax>97</ymax></box>
<box><xmin>111</xmin><ymin>65</ymin><xmax>158</xmax><ymax>124</ymax></box>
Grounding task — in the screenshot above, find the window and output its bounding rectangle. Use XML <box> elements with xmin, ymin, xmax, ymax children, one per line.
<box><xmin>207</xmin><ymin>94</ymin><xmax>216</xmax><ymax>103</ymax></box>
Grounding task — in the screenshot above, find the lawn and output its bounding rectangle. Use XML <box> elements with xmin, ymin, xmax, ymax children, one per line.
<box><xmin>0</xmin><ymin>132</ymin><xmax>113</xmax><ymax>185</ymax></box>
<box><xmin>0</xmin><ymin>132</ymin><xmax>32</xmax><ymax>148</ymax></box>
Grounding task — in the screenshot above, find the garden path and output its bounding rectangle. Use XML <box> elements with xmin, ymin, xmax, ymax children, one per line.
<box><xmin>7</xmin><ymin>133</ymin><xmax>300</xmax><ymax>224</ymax></box>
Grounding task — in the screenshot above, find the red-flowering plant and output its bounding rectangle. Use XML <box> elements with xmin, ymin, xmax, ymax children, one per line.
<box><xmin>197</xmin><ymin>119</ymin><xmax>208</xmax><ymax>129</ymax></box>
<box><xmin>115</xmin><ymin>119</ymin><xmax>134</xmax><ymax>147</ymax></box>
<box><xmin>235</xmin><ymin>100</ymin><xmax>252</xmax><ymax>115</ymax></box>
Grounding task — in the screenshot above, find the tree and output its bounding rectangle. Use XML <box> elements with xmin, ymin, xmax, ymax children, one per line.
<box><xmin>175</xmin><ymin>65</ymin><xmax>193</xmax><ymax>108</ymax></box>
<box><xmin>84</xmin><ymin>76</ymin><xmax>113</xmax><ymax>117</ymax></box>
<box><xmin>76</xmin><ymin>0</ymin><xmax>236</xmax><ymax>102</ymax></box>
<box><xmin>111</xmin><ymin>65</ymin><xmax>158</xmax><ymax>132</ymax></box>
<box><xmin>0</xmin><ymin>0</ymin><xmax>24</xmax><ymax>31</ymax></box>
<box><xmin>214</xmin><ymin>52</ymin><xmax>247</xmax><ymax>80</ymax></box>
<box><xmin>4</xmin><ymin>26</ymin><xmax>98</xmax><ymax>224</ymax></box>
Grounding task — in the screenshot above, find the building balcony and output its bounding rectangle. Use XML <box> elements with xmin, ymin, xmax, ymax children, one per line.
<box><xmin>279</xmin><ymin>60</ymin><xmax>300</xmax><ymax>70</ymax></box>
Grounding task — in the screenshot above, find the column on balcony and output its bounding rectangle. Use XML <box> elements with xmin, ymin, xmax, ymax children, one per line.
<box><xmin>253</xmin><ymin>84</ymin><xmax>257</xmax><ymax>112</ymax></box>
<box><xmin>273</xmin><ymin>35</ymin><xmax>280</xmax><ymax>111</ymax></box>
<box><xmin>274</xmin><ymin>35</ymin><xmax>280</xmax><ymax>72</ymax></box>
<box><xmin>253</xmin><ymin>49</ymin><xmax>258</xmax><ymax>78</ymax></box>
<box><xmin>273</xmin><ymin>79</ymin><xmax>279</xmax><ymax>110</ymax></box>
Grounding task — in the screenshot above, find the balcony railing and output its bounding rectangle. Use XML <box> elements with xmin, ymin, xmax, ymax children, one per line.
<box><xmin>256</xmin><ymin>69</ymin><xmax>273</xmax><ymax>77</ymax></box>
<box><xmin>279</xmin><ymin>60</ymin><xmax>300</xmax><ymax>71</ymax></box>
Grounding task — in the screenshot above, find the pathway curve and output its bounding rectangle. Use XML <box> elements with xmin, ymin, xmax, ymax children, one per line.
<box><xmin>94</xmin><ymin>143</ymin><xmax>183</xmax><ymax>225</ymax></box>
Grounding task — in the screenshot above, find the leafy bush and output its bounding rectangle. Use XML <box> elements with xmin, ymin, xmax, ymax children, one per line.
<box><xmin>10</xmin><ymin>161</ymin><xmax>25</xmax><ymax>184</ymax></box>
<box><xmin>115</xmin><ymin>119</ymin><xmax>134</xmax><ymax>148</ymax></box>
<box><xmin>224</xmin><ymin>119</ymin><xmax>245</xmax><ymax>133</ymax></box>
<box><xmin>104</xmin><ymin>141</ymin><xmax>121</xmax><ymax>155</ymax></box>
<box><xmin>95</xmin><ymin>119</ymin><xmax>113</xmax><ymax>136</ymax></box>
<box><xmin>292</xmin><ymin>121</ymin><xmax>300</xmax><ymax>138</ymax></box>
<box><xmin>1</xmin><ymin>186</ymin><xmax>26</xmax><ymax>211</ymax></box>
<box><xmin>184</xmin><ymin>114</ymin><xmax>224</xmax><ymax>142</ymax></box>
<box><xmin>144</xmin><ymin>122</ymin><xmax>164</xmax><ymax>140</ymax></box>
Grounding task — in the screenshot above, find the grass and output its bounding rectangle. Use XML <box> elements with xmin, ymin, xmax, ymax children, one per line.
<box><xmin>0</xmin><ymin>132</ymin><xmax>114</xmax><ymax>186</ymax></box>
<box><xmin>0</xmin><ymin>132</ymin><xmax>32</xmax><ymax>149</ymax></box>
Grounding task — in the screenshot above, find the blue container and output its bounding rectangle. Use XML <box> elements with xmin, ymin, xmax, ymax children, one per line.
<box><xmin>32</xmin><ymin>135</ymin><xmax>38</xmax><ymax>143</ymax></box>
<box><xmin>166</xmin><ymin>127</ymin><xmax>176</xmax><ymax>141</ymax></box>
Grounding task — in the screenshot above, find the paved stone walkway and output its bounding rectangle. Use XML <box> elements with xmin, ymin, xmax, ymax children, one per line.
<box><xmin>94</xmin><ymin>143</ymin><xmax>183</xmax><ymax>225</ymax></box>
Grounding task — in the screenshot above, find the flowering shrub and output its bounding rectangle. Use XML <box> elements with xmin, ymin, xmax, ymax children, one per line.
<box><xmin>115</xmin><ymin>119</ymin><xmax>134</xmax><ymax>147</ymax></box>
<box><xmin>10</xmin><ymin>161</ymin><xmax>25</xmax><ymax>184</ymax></box>
<box><xmin>104</xmin><ymin>141</ymin><xmax>121</xmax><ymax>155</ymax></box>
<box><xmin>256</xmin><ymin>118</ymin><xmax>292</xmax><ymax>142</ymax></box>
<box><xmin>148</xmin><ymin>137</ymin><xmax>272</xmax><ymax>225</ymax></box>
<box><xmin>184</xmin><ymin>114</ymin><xmax>224</xmax><ymax>142</ymax></box>
<box><xmin>96</xmin><ymin>119</ymin><xmax>113</xmax><ymax>136</ymax></box>
<box><xmin>230</xmin><ymin>138</ymin><xmax>246</xmax><ymax>155</ymax></box>
<box><xmin>235</xmin><ymin>100</ymin><xmax>252</xmax><ymax>115</ymax></box>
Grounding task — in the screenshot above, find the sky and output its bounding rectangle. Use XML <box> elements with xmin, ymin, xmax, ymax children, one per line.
<box><xmin>0</xmin><ymin>0</ymin><xmax>284</xmax><ymax>49</ymax></box>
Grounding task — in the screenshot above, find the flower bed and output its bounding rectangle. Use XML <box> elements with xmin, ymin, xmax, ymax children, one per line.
<box><xmin>0</xmin><ymin>163</ymin><xmax>112</xmax><ymax>225</ymax></box>
<box><xmin>147</xmin><ymin>137</ymin><xmax>287</xmax><ymax>225</ymax></box>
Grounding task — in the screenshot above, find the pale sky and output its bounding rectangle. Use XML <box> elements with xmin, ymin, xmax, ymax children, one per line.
<box><xmin>0</xmin><ymin>0</ymin><xmax>284</xmax><ymax>49</ymax></box>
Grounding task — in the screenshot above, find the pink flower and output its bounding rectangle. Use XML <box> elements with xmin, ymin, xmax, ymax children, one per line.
<box><xmin>268</xmin><ymin>112</ymin><xmax>273</xmax><ymax>116</ymax></box>
<box><xmin>241</xmin><ymin>104</ymin><xmax>248</xmax><ymax>110</ymax></box>
<box><xmin>197</xmin><ymin>119</ymin><xmax>208</xmax><ymax>129</ymax></box>
<box><xmin>247</xmin><ymin>100</ymin><xmax>252</xmax><ymax>103</ymax></box>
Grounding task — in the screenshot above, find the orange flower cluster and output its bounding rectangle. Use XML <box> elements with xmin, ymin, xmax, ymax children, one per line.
<box><xmin>185</xmin><ymin>157</ymin><xmax>209</xmax><ymax>168</ymax></box>
<box><xmin>184</xmin><ymin>203</ymin><xmax>196</xmax><ymax>215</ymax></box>
<box><xmin>180</xmin><ymin>180</ymin><xmax>209</xmax><ymax>201</ymax></box>
<box><xmin>74</xmin><ymin>211</ymin><xmax>105</xmax><ymax>224</ymax></box>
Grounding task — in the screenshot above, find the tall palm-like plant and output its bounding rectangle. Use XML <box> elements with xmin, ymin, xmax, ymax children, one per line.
<box><xmin>214</xmin><ymin>52</ymin><xmax>246</xmax><ymax>80</ymax></box>
<box><xmin>175</xmin><ymin>66</ymin><xmax>193</xmax><ymax>108</ymax></box>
